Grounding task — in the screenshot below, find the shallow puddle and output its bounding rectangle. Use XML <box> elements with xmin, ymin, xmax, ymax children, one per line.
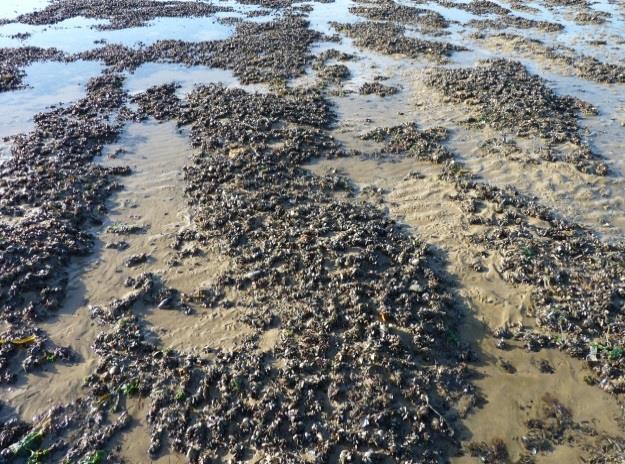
<box><xmin>0</xmin><ymin>60</ymin><xmax>103</xmax><ymax>138</ymax></box>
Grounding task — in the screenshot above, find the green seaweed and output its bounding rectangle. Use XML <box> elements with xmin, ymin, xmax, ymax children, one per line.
<box><xmin>121</xmin><ymin>379</ymin><xmax>139</xmax><ymax>396</ymax></box>
<box><xmin>78</xmin><ymin>450</ymin><xmax>106</xmax><ymax>464</ymax></box>
<box><xmin>9</xmin><ymin>430</ymin><xmax>44</xmax><ymax>456</ymax></box>
<box><xmin>608</xmin><ymin>346</ymin><xmax>623</xmax><ymax>361</ymax></box>
<box><xmin>27</xmin><ymin>447</ymin><xmax>50</xmax><ymax>464</ymax></box>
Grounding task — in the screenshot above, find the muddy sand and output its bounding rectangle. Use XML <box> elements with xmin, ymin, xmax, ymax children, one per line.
<box><xmin>0</xmin><ymin>0</ymin><xmax>624</xmax><ymax>463</ymax></box>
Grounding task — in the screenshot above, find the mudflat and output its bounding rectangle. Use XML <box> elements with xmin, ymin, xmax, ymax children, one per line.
<box><xmin>0</xmin><ymin>1</ymin><xmax>624</xmax><ymax>463</ymax></box>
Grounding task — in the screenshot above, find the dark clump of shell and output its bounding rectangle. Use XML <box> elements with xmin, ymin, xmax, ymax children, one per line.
<box><xmin>9</xmin><ymin>32</ymin><xmax>32</xmax><ymax>41</ymax></box>
<box><xmin>435</xmin><ymin>0</ymin><xmax>511</xmax><ymax>16</ymax></box>
<box><xmin>466</xmin><ymin>438</ymin><xmax>508</xmax><ymax>463</ymax></box>
<box><xmin>91</xmin><ymin>272</ymin><xmax>178</xmax><ymax>323</ymax></box>
<box><xmin>2</xmin><ymin>1</ymin><xmax>623</xmax><ymax>461</ymax></box>
<box><xmin>467</xmin><ymin>15</ymin><xmax>563</xmax><ymax>33</ymax></box>
<box><xmin>59</xmin><ymin>83</ymin><xmax>475</xmax><ymax>463</ymax></box>
<box><xmin>330</xmin><ymin>21</ymin><xmax>466</xmax><ymax>62</ymax></box>
<box><xmin>443</xmin><ymin>167</ymin><xmax>625</xmax><ymax>395</ymax></box>
<box><xmin>312</xmin><ymin>50</ymin><xmax>355</xmax><ymax>90</ymax></box>
<box><xmin>358</xmin><ymin>82</ymin><xmax>399</xmax><ymax>97</ymax></box>
<box><xmin>0</xmin><ymin>47</ymin><xmax>66</xmax><ymax>92</ymax></box>
<box><xmin>131</xmin><ymin>82</ymin><xmax>182</xmax><ymax>121</ymax></box>
<box><xmin>5</xmin><ymin>0</ymin><xmax>232</xmax><ymax>30</ymax></box>
<box><xmin>0</xmin><ymin>398</ymin><xmax>129</xmax><ymax>462</ymax></box>
<box><xmin>314</xmin><ymin>49</ymin><xmax>355</xmax><ymax>64</ymax></box>
<box><xmin>485</xmin><ymin>34</ymin><xmax>625</xmax><ymax>84</ymax></box>
<box><xmin>438</xmin><ymin>0</ymin><xmax>565</xmax><ymax>33</ymax></box>
<box><xmin>0</xmin><ymin>74</ymin><xmax>130</xmax><ymax>384</ymax></box>
<box><xmin>0</xmin><ymin>412</ymin><xmax>29</xmax><ymax>450</ymax></box>
<box><xmin>192</xmin><ymin>15</ymin><xmax>324</xmax><ymax>85</ymax></box>
<box><xmin>236</xmin><ymin>0</ymin><xmax>332</xmax><ymax>8</ymax></box>
<box><xmin>1</xmin><ymin>327</ymin><xmax>73</xmax><ymax>384</ymax></box>
<box><xmin>478</xmin><ymin>136</ymin><xmax>522</xmax><ymax>160</ymax></box>
<box><xmin>451</xmin><ymin>0</ymin><xmax>562</xmax><ymax>33</ymax></box>
<box><xmin>520</xmin><ymin>392</ymin><xmax>623</xmax><ymax>460</ymax></box>
<box><xmin>425</xmin><ymin>59</ymin><xmax>607</xmax><ymax>175</ymax></box>
<box><xmin>543</xmin><ymin>0</ymin><xmax>590</xmax><ymax>7</ymax></box>
<box><xmin>435</xmin><ymin>0</ymin><xmax>564</xmax><ymax>31</ymax></box>
<box><xmin>362</xmin><ymin>123</ymin><xmax>453</xmax><ymax>163</ymax></box>
<box><xmin>314</xmin><ymin>62</ymin><xmax>351</xmax><ymax>86</ymax></box>
<box><xmin>78</xmin><ymin>15</ymin><xmax>324</xmax><ymax>84</ymax></box>
<box><xmin>575</xmin><ymin>10</ymin><xmax>610</xmax><ymax>25</ymax></box>
<box><xmin>349</xmin><ymin>0</ymin><xmax>450</xmax><ymax>31</ymax></box>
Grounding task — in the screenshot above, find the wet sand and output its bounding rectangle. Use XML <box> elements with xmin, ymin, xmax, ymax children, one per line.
<box><xmin>0</xmin><ymin>0</ymin><xmax>624</xmax><ymax>463</ymax></box>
